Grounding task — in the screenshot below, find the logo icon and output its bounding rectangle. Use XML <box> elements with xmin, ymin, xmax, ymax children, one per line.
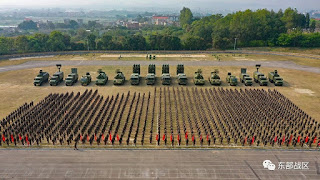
<box><xmin>263</xmin><ymin>160</ymin><xmax>276</xmax><ymax>171</ymax></box>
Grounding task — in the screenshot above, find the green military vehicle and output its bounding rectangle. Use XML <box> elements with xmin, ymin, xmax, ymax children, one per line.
<box><xmin>130</xmin><ymin>64</ymin><xmax>141</xmax><ymax>85</ymax></box>
<box><xmin>177</xmin><ymin>64</ymin><xmax>187</xmax><ymax>85</ymax></box>
<box><xmin>146</xmin><ymin>64</ymin><xmax>156</xmax><ymax>85</ymax></box>
<box><xmin>208</xmin><ymin>69</ymin><xmax>222</xmax><ymax>86</ymax></box>
<box><xmin>226</xmin><ymin>72</ymin><xmax>238</xmax><ymax>86</ymax></box>
<box><xmin>268</xmin><ymin>70</ymin><xmax>283</xmax><ymax>86</ymax></box>
<box><xmin>49</xmin><ymin>64</ymin><xmax>64</xmax><ymax>86</ymax></box>
<box><xmin>253</xmin><ymin>64</ymin><xmax>268</xmax><ymax>86</ymax></box>
<box><xmin>239</xmin><ymin>68</ymin><xmax>253</xmax><ymax>86</ymax></box>
<box><xmin>194</xmin><ymin>69</ymin><xmax>205</xmax><ymax>85</ymax></box>
<box><xmin>161</xmin><ymin>64</ymin><xmax>171</xmax><ymax>85</ymax></box>
<box><xmin>65</xmin><ymin>68</ymin><xmax>78</xmax><ymax>86</ymax></box>
<box><xmin>96</xmin><ymin>69</ymin><xmax>108</xmax><ymax>85</ymax></box>
<box><xmin>113</xmin><ymin>69</ymin><xmax>125</xmax><ymax>85</ymax></box>
<box><xmin>80</xmin><ymin>72</ymin><xmax>92</xmax><ymax>86</ymax></box>
<box><xmin>33</xmin><ymin>70</ymin><xmax>49</xmax><ymax>86</ymax></box>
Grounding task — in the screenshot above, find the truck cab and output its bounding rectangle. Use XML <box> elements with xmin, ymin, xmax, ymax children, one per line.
<box><xmin>146</xmin><ymin>73</ymin><xmax>156</xmax><ymax>85</ymax></box>
<box><xmin>258</xmin><ymin>76</ymin><xmax>268</xmax><ymax>86</ymax></box>
<box><xmin>49</xmin><ymin>72</ymin><xmax>64</xmax><ymax>86</ymax></box>
<box><xmin>241</xmin><ymin>74</ymin><xmax>253</xmax><ymax>86</ymax></box>
<box><xmin>65</xmin><ymin>75</ymin><xmax>76</xmax><ymax>86</ymax></box>
<box><xmin>161</xmin><ymin>74</ymin><xmax>171</xmax><ymax>85</ymax></box>
<box><xmin>130</xmin><ymin>74</ymin><xmax>140</xmax><ymax>85</ymax></box>
<box><xmin>226</xmin><ymin>72</ymin><xmax>238</xmax><ymax>86</ymax></box>
<box><xmin>80</xmin><ymin>72</ymin><xmax>92</xmax><ymax>86</ymax></box>
<box><xmin>274</xmin><ymin>77</ymin><xmax>283</xmax><ymax>86</ymax></box>
<box><xmin>33</xmin><ymin>70</ymin><xmax>49</xmax><ymax>86</ymax></box>
<box><xmin>177</xmin><ymin>74</ymin><xmax>188</xmax><ymax>85</ymax></box>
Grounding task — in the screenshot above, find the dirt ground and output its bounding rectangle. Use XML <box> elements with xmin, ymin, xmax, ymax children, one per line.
<box><xmin>0</xmin><ymin>65</ymin><xmax>319</xmax><ymax>121</ymax></box>
<box><xmin>1</xmin><ymin>52</ymin><xmax>320</xmax><ymax>67</ymax></box>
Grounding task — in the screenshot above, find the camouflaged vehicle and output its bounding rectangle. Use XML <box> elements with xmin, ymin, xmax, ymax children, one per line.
<box><xmin>114</xmin><ymin>69</ymin><xmax>125</xmax><ymax>85</ymax></box>
<box><xmin>130</xmin><ymin>64</ymin><xmax>141</xmax><ymax>85</ymax></box>
<box><xmin>49</xmin><ymin>64</ymin><xmax>64</xmax><ymax>86</ymax></box>
<box><xmin>208</xmin><ymin>69</ymin><xmax>221</xmax><ymax>86</ymax></box>
<box><xmin>96</xmin><ymin>69</ymin><xmax>108</xmax><ymax>85</ymax></box>
<box><xmin>226</xmin><ymin>72</ymin><xmax>238</xmax><ymax>86</ymax></box>
<box><xmin>80</xmin><ymin>72</ymin><xmax>92</xmax><ymax>86</ymax></box>
<box><xmin>161</xmin><ymin>64</ymin><xmax>171</xmax><ymax>85</ymax></box>
<box><xmin>65</xmin><ymin>68</ymin><xmax>78</xmax><ymax>86</ymax></box>
<box><xmin>239</xmin><ymin>68</ymin><xmax>253</xmax><ymax>86</ymax></box>
<box><xmin>34</xmin><ymin>70</ymin><xmax>49</xmax><ymax>86</ymax></box>
<box><xmin>194</xmin><ymin>69</ymin><xmax>205</xmax><ymax>85</ymax></box>
<box><xmin>253</xmin><ymin>64</ymin><xmax>268</xmax><ymax>86</ymax></box>
<box><xmin>146</xmin><ymin>64</ymin><xmax>156</xmax><ymax>85</ymax></box>
<box><xmin>177</xmin><ymin>64</ymin><xmax>187</xmax><ymax>85</ymax></box>
<box><xmin>268</xmin><ymin>70</ymin><xmax>283</xmax><ymax>86</ymax></box>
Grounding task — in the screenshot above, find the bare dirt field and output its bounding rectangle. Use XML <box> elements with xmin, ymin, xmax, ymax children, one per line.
<box><xmin>1</xmin><ymin>52</ymin><xmax>320</xmax><ymax>67</ymax></box>
<box><xmin>0</xmin><ymin>65</ymin><xmax>319</xmax><ymax>121</ymax></box>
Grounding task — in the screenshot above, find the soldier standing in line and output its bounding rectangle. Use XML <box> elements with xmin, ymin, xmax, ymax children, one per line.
<box><xmin>74</xmin><ymin>140</ymin><xmax>78</xmax><ymax>150</ymax></box>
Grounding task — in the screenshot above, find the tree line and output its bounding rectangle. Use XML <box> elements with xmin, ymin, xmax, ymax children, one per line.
<box><xmin>0</xmin><ymin>7</ymin><xmax>319</xmax><ymax>55</ymax></box>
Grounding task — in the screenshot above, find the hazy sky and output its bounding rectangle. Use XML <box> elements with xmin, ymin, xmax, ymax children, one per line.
<box><xmin>1</xmin><ymin>0</ymin><xmax>319</xmax><ymax>11</ymax></box>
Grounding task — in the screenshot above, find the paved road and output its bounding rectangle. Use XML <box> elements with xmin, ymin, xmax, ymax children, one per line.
<box><xmin>0</xmin><ymin>149</ymin><xmax>319</xmax><ymax>179</ymax></box>
<box><xmin>0</xmin><ymin>60</ymin><xmax>320</xmax><ymax>74</ymax></box>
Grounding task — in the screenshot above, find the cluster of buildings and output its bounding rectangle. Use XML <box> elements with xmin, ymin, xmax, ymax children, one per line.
<box><xmin>115</xmin><ymin>15</ymin><xmax>180</xmax><ymax>29</ymax></box>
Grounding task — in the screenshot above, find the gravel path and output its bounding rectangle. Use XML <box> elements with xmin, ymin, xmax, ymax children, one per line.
<box><xmin>0</xmin><ymin>60</ymin><xmax>319</xmax><ymax>74</ymax></box>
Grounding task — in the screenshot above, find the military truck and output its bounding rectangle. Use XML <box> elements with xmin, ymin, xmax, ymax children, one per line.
<box><xmin>208</xmin><ymin>69</ymin><xmax>222</xmax><ymax>86</ymax></box>
<box><xmin>226</xmin><ymin>72</ymin><xmax>238</xmax><ymax>86</ymax></box>
<box><xmin>114</xmin><ymin>69</ymin><xmax>125</xmax><ymax>85</ymax></box>
<box><xmin>177</xmin><ymin>64</ymin><xmax>187</xmax><ymax>85</ymax></box>
<box><xmin>268</xmin><ymin>70</ymin><xmax>283</xmax><ymax>86</ymax></box>
<box><xmin>239</xmin><ymin>68</ymin><xmax>253</xmax><ymax>86</ymax></box>
<box><xmin>96</xmin><ymin>69</ymin><xmax>108</xmax><ymax>85</ymax></box>
<box><xmin>80</xmin><ymin>72</ymin><xmax>92</xmax><ymax>86</ymax></box>
<box><xmin>146</xmin><ymin>64</ymin><xmax>156</xmax><ymax>85</ymax></box>
<box><xmin>130</xmin><ymin>64</ymin><xmax>141</xmax><ymax>85</ymax></box>
<box><xmin>253</xmin><ymin>64</ymin><xmax>268</xmax><ymax>86</ymax></box>
<box><xmin>161</xmin><ymin>64</ymin><xmax>171</xmax><ymax>85</ymax></box>
<box><xmin>194</xmin><ymin>69</ymin><xmax>205</xmax><ymax>85</ymax></box>
<box><xmin>65</xmin><ymin>68</ymin><xmax>78</xmax><ymax>86</ymax></box>
<box><xmin>34</xmin><ymin>70</ymin><xmax>49</xmax><ymax>86</ymax></box>
<box><xmin>49</xmin><ymin>64</ymin><xmax>64</xmax><ymax>86</ymax></box>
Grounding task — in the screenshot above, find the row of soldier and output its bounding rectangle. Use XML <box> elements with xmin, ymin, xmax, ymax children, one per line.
<box><xmin>1</xmin><ymin>87</ymin><xmax>319</xmax><ymax>147</ymax></box>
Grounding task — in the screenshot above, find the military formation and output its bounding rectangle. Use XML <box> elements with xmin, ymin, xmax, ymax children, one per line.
<box><xmin>34</xmin><ymin>64</ymin><xmax>284</xmax><ymax>87</ymax></box>
<box><xmin>1</xmin><ymin>87</ymin><xmax>318</xmax><ymax>148</ymax></box>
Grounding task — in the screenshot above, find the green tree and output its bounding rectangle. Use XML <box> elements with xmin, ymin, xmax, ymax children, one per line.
<box><xmin>180</xmin><ymin>7</ymin><xmax>193</xmax><ymax>28</ymax></box>
<box><xmin>306</xmin><ymin>13</ymin><xmax>310</xmax><ymax>29</ymax></box>
<box><xmin>310</xmin><ymin>20</ymin><xmax>316</xmax><ymax>33</ymax></box>
<box><xmin>182</xmin><ymin>35</ymin><xmax>206</xmax><ymax>50</ymax></box>
<box><xmin>0</xmin><ymin>37</ymin><xmax>13</xmax><ymax>55</ymax></box>
<box><xmin>87</xmin><ymin>34</ymin><xmax>96</xmax><ymax>50</ymax></box>
<box><xmin>47</xmin><ymin>31</ymin><xmax>66</xmax><ymax>51</ymax></box>
<box><xmin>282</xmin><ymin>8</ymin><xmax>306</xmax><ymax>30</ymax></box>
<box><xmin>124</xmin><ymin>35</ymin><xmax>146</xmax><ymax>50</ymax></box>
<box><xmin>69</xmin><ymin>20</ymin><xmax>79</xmax><ymax>29</ymax></box>
<box><xmin>18</xmin><ymin>20</ymin><xmax>38</xmax><ymax>30</ymax></box>
<box><xmin>15</xmin><ymin>35</ymin><xmax>29</xmax><ymax>53</ymax></box>
<box><xmin>101</xmin><ymin>34</ymin><xmax>113</xmax><ymax>50</ymax></box>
